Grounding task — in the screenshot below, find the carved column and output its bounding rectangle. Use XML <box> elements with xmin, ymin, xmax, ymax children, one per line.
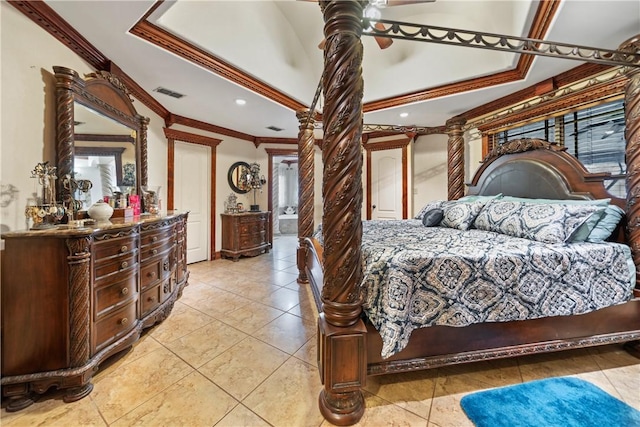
<box><xmin>296</xmin><ymin>108</ymin><xmax>315</xmax><ymax>284</ymax></box>
<box><xmin>446</xmin><ymin>116</ymin><xmax>467</xmax><ymax>200</ymax></box>
<box><xmin>55</xmin><ymin>67</ymin><xmax>78</xmax><ymax>205</ymax></box>
<box><xmin>64</xmin><ymin>235</ymin><xmax>94</xmax><ymax>400</ymax></box>
<box><xmin>622</xmin><ymin>35</ymin><xmax>640</xmax><ymax>284</ymax></box>
<box><xmin>139</xmin><ymin>116</ymin><xmax>150</xmax><ymax>187</ymax></box>
<box><xmin>318</xmin><ymin>1</ymin><xmax>367</xmax><ymax>425</ymax></box>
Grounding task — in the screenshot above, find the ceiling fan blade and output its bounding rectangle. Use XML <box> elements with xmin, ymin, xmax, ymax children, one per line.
<box><xmin>373</xmin><ymin>22</ymin><xmax>393</xmax><ymax>49</ymax></box>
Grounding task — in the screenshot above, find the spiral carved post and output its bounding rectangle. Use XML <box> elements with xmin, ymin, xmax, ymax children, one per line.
<box><xmin>139</xmin><ymin>116</ymin><xmax>150</xmax><ymax>188</ymax></box>
<box><xmin>64</xmin><ymin>235</ymin><xmax>94</xmax><ymax>401</ymax></box>
<box><xmin>296</xmin><ymin>109</ymin><xmax>315</xmax><ymax>284</ymax></box>
<box><xmin>622</xmin><ymin>35</ymin><xmax>640</xmax><ymax>286</ymax></box>
<box><xmin>54</xmin><ymin>67</ymin><xmax>78</xmax><ymax>205</ymax></box>
<box><xmin>318</xmin><ymin>1</ymin><xmax>367</xmax><ymax>425</ymax></box>
<box><xmin>446</xmin><ymin>116</ymin><xmax>467</xmax><ymax>201</ymax></box>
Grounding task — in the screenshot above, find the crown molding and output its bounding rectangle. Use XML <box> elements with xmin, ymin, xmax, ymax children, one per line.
<box><xmin>166</xmin><ymin>114</ymin><xmax>256</xmax><ymax>143</ymax></box>
<box><xmin>129</xmin><ymin>19</ymin><xmax>308</xmax><ymax>114</ymax></box>
<box><xmin>462</xmin><ymin>63</ymin><xmax>614</xmax><ymax>120</ymax></box>
<box><xmin>163</xmin><ymin>128</ymin><xmax>222</xmax><ymax>147</ymax></box>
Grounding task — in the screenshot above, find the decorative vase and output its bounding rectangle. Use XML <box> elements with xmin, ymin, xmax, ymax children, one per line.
<box><xmin>87</xmin><ymin>200</ymin><xmax>114</xmax><ymax>222</ymax></box>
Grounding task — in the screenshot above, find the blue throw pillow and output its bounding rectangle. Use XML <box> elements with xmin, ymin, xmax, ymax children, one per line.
<box><xmin>415</xmin><ymin>200</ymin><xmax>445</xmax><ymax>220</ymax></box>
<box><xmin>586</xmin><ymin>204</ymin><xmax>625</xmax><ymax>242</ymax></box>
<box><xmin>422</xmin><ymin>208</ymin><xmax>443</xmax><ymax>227</ymax></box>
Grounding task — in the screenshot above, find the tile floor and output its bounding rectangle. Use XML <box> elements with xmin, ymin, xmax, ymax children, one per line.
<box><xmin>2</xmin><ymin>234</ymin><xmax>639</xmax><ymax>426</ymax></box>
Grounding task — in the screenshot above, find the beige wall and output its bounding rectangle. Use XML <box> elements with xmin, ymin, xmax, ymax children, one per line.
<box><xmin>0</xmin><ymin>3</ymin><xmax>168</xmax><ymax>233</ymax></box>
<box><xmin>466</xmin><ymin>129</ymin><xmax>484</xmax><ymax>182</ymax></box>
<box><xmin>412</xmin><ymin>134</ymin><xmax>448</xmax><ymax>214</ymax></box>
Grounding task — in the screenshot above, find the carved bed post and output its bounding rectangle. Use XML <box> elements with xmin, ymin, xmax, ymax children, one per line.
<box><xmin>317</xmin><ymin>1</ymin><xmax>367</xmax><ymax>425</ymax></box>
<box><xmin>446</xmin><ymin>116</ymin><xmax>467</xmax><ymax>200</ymax></box>
<box><xmin>296</xmin><ymin>108</ymin><xmax>315</xmax><ymax>284</ymax></box>
<box><xmin>622</xmin><ymin>35</ymin><xmax>640</xmax><ymax>285</ymax></box>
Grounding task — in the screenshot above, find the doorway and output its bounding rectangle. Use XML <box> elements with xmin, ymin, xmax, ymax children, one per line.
<box><xmin>272</xmin><ymin>156</ymin><xmax>298</xmax><ymax>237</ymax></box>
<box><xmin>265</xmin><ymin>148</ymin><xmax>298</xmax><ymax>244</ymax></box>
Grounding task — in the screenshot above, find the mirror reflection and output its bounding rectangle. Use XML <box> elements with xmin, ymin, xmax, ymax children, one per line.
<box><xmin>228</xmin><ymin>161</ymin><xmax>252</xmax><ymax>194</ymax></box>
<box><xmin>73</xmin><ymin>102</ymin><xmax>136</xmax><ymax>209</ymax></box>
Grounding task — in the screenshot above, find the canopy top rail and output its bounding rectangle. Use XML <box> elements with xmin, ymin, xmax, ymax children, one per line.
<box><xmin>363</xmin><ymin>19</ymin><xmax>640</xmax><ymax>68</ymax></box>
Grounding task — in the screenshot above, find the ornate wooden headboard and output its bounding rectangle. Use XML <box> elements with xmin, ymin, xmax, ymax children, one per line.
<box><xmin>466</xmin><ymin>138</ymin><xmax>625</xmax><ymax>207</ymax></box>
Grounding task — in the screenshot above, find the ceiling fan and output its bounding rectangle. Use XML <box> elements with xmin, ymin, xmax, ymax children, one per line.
<box><xmin>305</xmin><ymin>0</ymin><xmax>436</xmax><ymax>50</ymax></box>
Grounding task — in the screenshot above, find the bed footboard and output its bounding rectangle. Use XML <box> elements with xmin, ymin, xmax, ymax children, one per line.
<box><xmin>303</xmin><ymin>237</ymin><xmax>324</xmax><ymax>313</ymax></box>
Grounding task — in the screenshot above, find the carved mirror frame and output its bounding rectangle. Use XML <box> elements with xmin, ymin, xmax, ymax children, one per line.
<box><xmin>54</xmin><ymin>66</ymin><xmax>149</xmax><ymax>206</ymax></box>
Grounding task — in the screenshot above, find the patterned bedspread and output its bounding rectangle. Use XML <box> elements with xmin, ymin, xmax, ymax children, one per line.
<box><xmin>316</xmin><ymin>220</ymin><xmax>636</xmax><ymax>358</ymax></box>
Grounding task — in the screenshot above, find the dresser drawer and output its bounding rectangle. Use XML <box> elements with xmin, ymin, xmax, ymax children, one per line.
<box><xmin>140</xmin><ymin>225</ymin><xmax>174</xmax><ymax>247</ymax></box>
<box><xmin>94</xmin><ymin>235</ymin><xmax>138</xmax><ymax>262</ymax></box>
<box><xmin>239</xmin><ymin>232</ymin><xmax>267</xmax><ymax>248</ymax></box>
<box><xmin>94</xmin><ymin>271</ymin><xmax>138</xmax><ymax>319</ymax></box>
<box><xmin>141</xmin><ymin>285</ymin><xmax>162</xmax><ymax>316</ymax></box>
<box><xmin>94</xmin><ymin>252</ymin><xmax>138</xmax><ymax>282</ymax></box>
<box><xmin>140</xmin><ymin>239</ymin><xmax>174</xmax><ymax>263</ymax></box>
<box><xmin>140</xmin><ymin>254</ymin><xmax>173</xmax><ymax>290</ymax></box>
<box><xmin>239</xmin><ymin>221</ymin><xmax>266</xmax><ymax>236</ymax></box>
<box><xmin>95</xmin><ymin>300</ymin><xmax>138</xmax><ymax>352</ymax></box>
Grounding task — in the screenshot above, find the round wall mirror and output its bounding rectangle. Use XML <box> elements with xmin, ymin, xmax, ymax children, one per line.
<box><xmin>228</xmin><ymin>161</ymin><xmax>252</xmax><ymax>194</ymax></box>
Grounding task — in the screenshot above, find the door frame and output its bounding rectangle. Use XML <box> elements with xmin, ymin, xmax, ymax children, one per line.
<box><xmin>165</xmin><ymin>128</ymin><xmax>221</xmax><ymax>260</ymax></box>
<box><xmin>363</xmin><ymin>137</ymin><xmax>411</xmax><ymax>220</ymax></box>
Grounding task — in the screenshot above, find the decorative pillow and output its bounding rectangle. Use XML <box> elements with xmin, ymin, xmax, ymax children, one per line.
<box><xmin>473</xmin><ymin>200</ymin><xmax>602</xmax><ymax>244</ymax></box>
<box><xmin>586</xmin><ymin>204</ymin><xmax>625</xmax><ymax>242</ymax></box>
<box><xmin>440</xmin><ymin>200</ymin><xmax>486</xmax><ymax>231</ymax></box>
<box><xmin>422</xmin><ymin>208</ymin><xmax>444</xmax><ymax>227</ymax></box>
<box><xmin>415</xmin><ymin>200</ymin><xmax>445</xmax><ymax>220</ymax></box>
<box><xmin>498</xmin><ymin>196</ymin><xmax>612</xmax><ymax>243</ymax></box>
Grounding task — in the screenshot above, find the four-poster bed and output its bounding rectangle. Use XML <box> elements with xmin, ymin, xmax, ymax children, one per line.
<box><xmin>296</xmin><ymin>1</ymin><xmax>640</xmax><ymax>425</ymax></box>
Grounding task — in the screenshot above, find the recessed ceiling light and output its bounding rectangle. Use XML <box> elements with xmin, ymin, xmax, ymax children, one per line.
<box><xmin>400</xmin><ymin>112</ymin><xmax>409</xmax><ymax>118</ymax></box>
<box><xmin>235</xmin><ymin>99</ymin><xmax>246</xmax><ymax>106</ymax></box>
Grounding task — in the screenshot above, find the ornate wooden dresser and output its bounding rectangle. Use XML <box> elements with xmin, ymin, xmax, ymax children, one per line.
<box><xmin>0</xmin><ymin>212</ymin><xmax>189</xmax><ymax>411</ymax></box>
<box><xmin>220</xmin><ymin>211</ymin><xmax>270</xmax><ymax>261</ymax></box>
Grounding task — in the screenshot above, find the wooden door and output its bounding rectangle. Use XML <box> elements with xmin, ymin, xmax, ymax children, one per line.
<box><xmin>371</xmin><ymin>148</ymin><xmax>403</xmax><ymax>220</ymax></box>
<box><xmin>174</xmin><ymin>141</ymin><xmax>209</xmax><ymax>263</ymax></box>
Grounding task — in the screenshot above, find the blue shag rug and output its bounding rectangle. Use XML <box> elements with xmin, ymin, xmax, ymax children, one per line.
<box><xmin>460</xmin><ymin>377</ymin><xmax>640</xmax><ymax>427</ymax></box>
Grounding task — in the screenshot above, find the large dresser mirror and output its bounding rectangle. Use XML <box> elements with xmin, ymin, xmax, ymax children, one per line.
<box><xmin>54</xmin><ymin>66</ymin><xmax>148</xmax><ymax>212</ymax></box>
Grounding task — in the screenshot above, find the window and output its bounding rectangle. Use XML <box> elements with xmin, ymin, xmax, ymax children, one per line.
<box><xmin>491</xmin><ymin>99</ymin><xmax>626</xmax><ymax>197</ymax></box>
<box><xmin>563</xmin><ymin>100</ymin><xmax>626</xmax><ymax>196</ymax></box>
<box><xmin>494</xmin><ymin>119</ymin><xmax>555</xmax><ymax>146</ymax></box>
